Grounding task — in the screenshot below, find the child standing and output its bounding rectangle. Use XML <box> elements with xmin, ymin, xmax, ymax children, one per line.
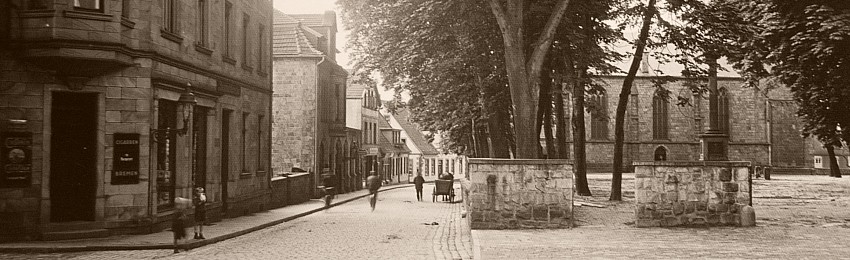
<box><xmin>193</xmin><ymin>187</ymin><xmax>207</xmax><ymax>239</ymax></box>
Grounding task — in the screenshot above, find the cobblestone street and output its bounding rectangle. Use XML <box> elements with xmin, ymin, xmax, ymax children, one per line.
<box><xmin>0</xmin><ymin>184</ymin><xmax>470</xmax><ymax>260</ymax></box>
<box><xmin>165</xmin><ymin>184</ymin><xmax>470</xmax><ymax>260</ymax></box>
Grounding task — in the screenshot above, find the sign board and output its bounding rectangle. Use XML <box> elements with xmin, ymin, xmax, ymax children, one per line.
<box><xmin>367</xmin><ymin>147</ymin><xmax>380</xmax><ymax>156</ymax></box>
<box><xmin>112</xmin><ymin>133</ymin><xmax>140</xmax><ymax>185</ymax></box>
<box><xmin>0</xmin><ymin>131</ymin><xmax>32</xmax><ymax>188</ymax></box>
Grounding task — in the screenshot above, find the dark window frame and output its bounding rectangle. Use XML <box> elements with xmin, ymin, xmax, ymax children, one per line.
<box><xmin>652</xmin><ymin>92</ymin><xmax>669</xmax><ymax>140</ymax></box>
<box><xmin>74</xmin><ymin>0</ymin><xmax>104</xmax><ymax>12</ymax></box>
<box><xmin>590</xmin><ymin>92</ymin><xmax>609</xmax><ymax>140</ymax></box>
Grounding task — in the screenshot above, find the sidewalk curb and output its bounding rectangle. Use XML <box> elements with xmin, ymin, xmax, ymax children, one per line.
<box><xmin>0</xmin><ymin>184</ymin><xmax>414</xmax><ymax>254</ymax></box>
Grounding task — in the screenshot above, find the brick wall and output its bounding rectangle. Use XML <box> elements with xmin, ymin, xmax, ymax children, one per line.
<box><xmin>634</xmin><ymin>161</ymin><xmax>751</xmax><ymax>227</ymax></box>
<box><xmin>465</xmin><ymin>159</ymin><xmax>573</xmax><ymax>229</ymax></box>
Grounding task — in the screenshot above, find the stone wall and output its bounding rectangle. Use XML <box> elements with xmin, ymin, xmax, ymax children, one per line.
<box><xmin>634</xmin><ymin>161</ymin><xmax>752</xmax><ymax>227</ymax></box>
<box><xmin>269</xmin><ymin>172</ymin><xmax>313</xmax><ymax>209</ymax></box>
<box><xmin>465</xmin><ymin>159</ymin><xmax>573</xmax><ymax>229</ymax></box>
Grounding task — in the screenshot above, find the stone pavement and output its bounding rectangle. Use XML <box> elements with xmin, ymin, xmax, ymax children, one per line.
<box><xmin>0</xmin><ymin>183</ymin><xmax>415</xmax><ymax>253</ymax></box>
<box><xmin>0</xmin><ymin>182</ymin><xmax>472</xmax><ymax>259</ymax></box>
<box><xmin>164</xmin><ymin>183</ymin><xmax>471</xmax><ymax>260</ymax></box>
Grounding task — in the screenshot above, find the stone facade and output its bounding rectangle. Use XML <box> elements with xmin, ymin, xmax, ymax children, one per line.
<box><xmin>634</xmin><ymin>161</ymin><xmax>752</xmax><ymax>227</ymax></box>
<box><xmin>0</xmin><ymin>0</ymin><xmax>273</xmax><ymax>241</ymax></box>
<box><xmin>465</xmin><ymin>159</ymin><xmax>573</xmax><ymax>229</ymax></box>
<box><xmin>563</xmin><ymin>76</ymin><xmax>793</xmax><ymax>172</ymax></box>
<box><xmin>271</xmin><ymin>11</ymin><xmax>355</xmax><ymax>198</ymax></box>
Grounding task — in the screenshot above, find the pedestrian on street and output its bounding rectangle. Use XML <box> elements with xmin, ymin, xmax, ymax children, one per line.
<box><xmin>192</xmin><ymin>187</ymin><xmax>207</xmax><ymax>239</ymax></box>
<box><xmin>366</xmin><ymin>171</ymin><xmax>382</xmax><ymax>211</ymax></box>
<box><xmin>172</xmin><ymin>197</ymin><xmax>191</xmax><ymax>253</ymax></box>
<box><xmin>413</xmin><ymin>173</ymin><xmax>425</xmax><ymax>201</ymax></box>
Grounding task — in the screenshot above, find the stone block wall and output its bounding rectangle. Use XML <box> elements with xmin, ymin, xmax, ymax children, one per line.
<box><xmin>268</xmin><ymin>172</ymin><xmax>312</xmax><ymax>209</ymax></box>
<box><xmin>634</xmin><ymin>161</ymin><xmax>752</xmax><ymax>227</ymax></box>
<box><xmin>465</xmin><ymin>159</ymin><xmax>573</xmax><ymax>229</ymax></box>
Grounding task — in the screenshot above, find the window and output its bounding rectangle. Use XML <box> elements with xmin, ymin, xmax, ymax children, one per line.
<box><xmin>654</xmin><ymin>146</ymin><xmax>668</xmax><ymax>161</ymax></box>
<box><xmin>74</xmin><ymin>0</ymin><xmax>102</xmax><ymax>11</ymax></box>
<box><xmin>121</xmin><ymin>0</ymin><xmax>131</xmax><ymax>18</ymax></box>
<box><xmin>718</xmin><ymin>88</ymin><xmax>730</xmax><ymax>134</ymax></box>
<box><xmin>653</xmin><ymin>92</ymin><xmax>669</xmax><ymax>140</ymax></box>
<box><xmin>258</xmin><ymin>24</ymin><xmax>265</xmax><ymax>72</ymax></box>
<box><xmin>161</xmin><ymin>0</ymin><xmax>176</xmax><ymax>32</ymax></box>
<box><xmin>257</xmin><ymin>114</ymin><xmax>264</xmax><ymax>171</ymax></box>
<box><xmin>197</xmin><ymin>0</ymin><xmax>208</xmax><ymax>45</ymax></box>
<box><xmin>156</xmin><ymin>100</ymin><xmax>178</xmax><ymax>210</ymax></box>
<box><xmin>590</xmin><ymin>92</ymin><xmax>608</xmax><ymax>140</ymax></box>
<box><xmin>242</xmin><ymin>13</ymin><xmax>250</xmax><ymax>65</ymax></box>
<box><xmin>242</xmin><ymin>112</ymin><xmax>248</xmax><ymax>172</ymax></box>
<box><xmin>847</xmin><ymin>156</ymin><xmax>850</xmax><ymax>167</ymax></box>
<box><xmin>814</xmin><ymin>156</ymin><xmax>824</xmax><ymax>169</ymax></box>
<box><xmin>224</xmin><ymin>2</ymin><xmax>233</xmax><ymax>58</ymax></box>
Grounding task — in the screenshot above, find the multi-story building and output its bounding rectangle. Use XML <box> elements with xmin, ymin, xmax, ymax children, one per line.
<box><xmin>271</xmin><ymin>10</ymin><xmax>352</xmax><ymax>197</ymax></box>
<box><xmin>0</xmin><ymin>0</ymin><xmax>273</xmax><ymax>241</ymax></box>
<box><xmin>346</xmin><ymin>74</ymin><xmax>380</xmax><ymax>185</ymax></box>
<box><xmin>378</xmin><ymin>113</ymin><xmax>410</xmax><ymax>183</ymax></box>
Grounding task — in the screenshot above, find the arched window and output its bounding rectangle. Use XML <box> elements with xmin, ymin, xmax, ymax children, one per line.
<box><xmin>652</xmin><ymin>91</ymin><xmax>669</xmax><ymax>140</ymax></box>
<box><xmin>718</xmin><ymin>88</ymin><xmax>730</xmax><ymax>134</ymax></box>
<box><xmin>590</xmin><ymin>91</ymin><xmax>609</xmax><ymax>140</ymax></box>
<box><xmin>654</xmin><ymin>146</ymin><xmax>668</xmax><ymax>161</ymax></box>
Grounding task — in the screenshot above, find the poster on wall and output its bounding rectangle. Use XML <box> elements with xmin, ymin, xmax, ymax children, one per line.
<box><xmin>112</xmin><ymin>133</ymin><xmax>140</xmax><ymax>185</ymax></box>
<box><xmin>0</xmin><ymin>131</ymin><xmax>32</xmax><ymax>188</ymax></box>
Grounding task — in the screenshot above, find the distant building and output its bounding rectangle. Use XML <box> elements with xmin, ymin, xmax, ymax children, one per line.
<box><xmin>271</xmin><ymin>11</ymin><xmax>354</xmax><ymax>197</ymax></box>
<box><xmin>0</xmin><ymin>0</ymin><xmax>273</xmax><ymax>241</ymax></box>
<box><xmin>385</xmin><ymin>109</ymin><xmax>442</xmax><ymax>181</ymax></box>
<box><xmin>346</xmin><ymin>73</ymin><xmax>380</xmax><ymax>185</ymax></box>
<box><xmin>378</xmin><ymin>113</ymin><xmax>410</xmax><ymax>183</ymax></box>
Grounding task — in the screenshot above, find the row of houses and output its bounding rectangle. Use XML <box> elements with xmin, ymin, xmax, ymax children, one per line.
<box><xmin>0</xmin><ymin>1</ymin><xmax>463</xmax><ymax>242</ymax></box>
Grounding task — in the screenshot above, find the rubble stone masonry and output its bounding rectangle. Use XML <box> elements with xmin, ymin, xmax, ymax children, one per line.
<box><xmin>634</xmin><ymin>161</ymin><xmax>752</xmax><ymax>227</ymax></box>
<box><xmin>465</xmin><ymin>159</ymin><xmax>573</xmax><ymax>229</ymax></box>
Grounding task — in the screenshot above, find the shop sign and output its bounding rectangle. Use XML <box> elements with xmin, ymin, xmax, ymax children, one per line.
<box><xmin>1</xmin><ymin>131</ymin><xmax>32</xmax><ymax>188</ymax></box>
<box><xmin>112</xmin><ymin>133</ymin><xmax>140</xmax><ymax>185</ymax></box>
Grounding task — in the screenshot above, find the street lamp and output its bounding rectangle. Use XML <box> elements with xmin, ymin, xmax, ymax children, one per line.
<box><xmin>152</xmin><ymin>84</ymin><xmax>198</xmax><ymax>142</ymax></box>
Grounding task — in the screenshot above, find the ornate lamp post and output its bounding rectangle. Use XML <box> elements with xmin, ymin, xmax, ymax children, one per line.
<box><xmin>151</xmin><ymin>84</ymin><xmax>198</xmax><ymax>198</ymax></box>
<box><xmin>700</xmin><ymin>56</ymin><xmax>728</xmax><ymax>161</ymax></box>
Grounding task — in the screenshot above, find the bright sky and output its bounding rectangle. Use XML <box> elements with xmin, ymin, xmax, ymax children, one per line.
<box><xmin>273</xmin><ymin>0</ymin><xmax>352</xmax><ymax>68</ymax></box>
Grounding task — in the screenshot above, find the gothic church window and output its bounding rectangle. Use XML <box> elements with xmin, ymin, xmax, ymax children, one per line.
<box><xmin>653</xmin><ymin>91</ymin><xmax>669</xmax><ymax>140</ymax></box>
<box><xmin>718</xmin><ymin>87</ymin><xmax>730</xmax><ymax>134</ymax></box>
<box><xmin>590</xmin><ymin>91</ymin><xmax>608</xmax><ymax>140</ymax></box>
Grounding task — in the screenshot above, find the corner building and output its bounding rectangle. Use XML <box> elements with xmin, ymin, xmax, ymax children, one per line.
<box><xmin>0</xmin><ymin>0</ymin><xmax>273</xmax><ymax>241</ymax></box>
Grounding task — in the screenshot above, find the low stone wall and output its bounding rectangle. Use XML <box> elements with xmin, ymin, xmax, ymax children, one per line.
<box><xmin>634</xmin><ymin>161</ymin><xmax>752</xmax><ymax>227</ymax></box>
<box><xmin>465</xmin><ymin>159</ymin><xmax>573</xmax><ymax>229</ymax></box>
<box><xmin>269</xmin><ymin>172</ymin><xmax>313</xmax><ymax>209</ymax></box>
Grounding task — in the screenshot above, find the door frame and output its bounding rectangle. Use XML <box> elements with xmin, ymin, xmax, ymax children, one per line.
<box><xmin>43</xmin><ymin>90</ymin><xmax>105</xmax><ymax>223</ymax></box>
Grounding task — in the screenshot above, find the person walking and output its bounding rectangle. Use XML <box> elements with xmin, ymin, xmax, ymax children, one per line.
<box><xmin>172</xmin><ymin>197</ymin><xmax>191</xmax><ymax>253</ymax></box>
<box><xmin>366</xmin><ymin>171</ymin><xmax>382</xmax><ymax>211</ymax></box>
<box><xmin>413</xmin><ymin>174</ymin><xmax>425</xmax><ymax>201</ymax></box>
<box><xmin>192</xmin><ymin>187</ymin><xmax>207</xmax><ymax>239</ymax></box>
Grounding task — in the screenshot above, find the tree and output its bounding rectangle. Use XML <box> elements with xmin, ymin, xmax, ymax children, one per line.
<box><xmin>826</xmin><ymin>145</ymin><xmax>843</xmax><ymax>178</ymax></box>
<box><xmin>488</xmin><ymin>0</ymin><xmax>571</xmax><ymax>159</ymax></box>
<box><xmin>726</xmin><ymin>1</ymin><xmax>850</xmax><ymax>152</ymax></box>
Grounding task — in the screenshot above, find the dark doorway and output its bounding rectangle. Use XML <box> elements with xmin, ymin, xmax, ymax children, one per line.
<box><xmin>193</xmin><ymin>107</ymin><xmax>208</xmax><ymax>191</ymax></box>
<box><xmin>654</xmin><ymin>146</ymin><xmax>668</xmax><ymax>161</ymax></box>
<box><xmin>50</xmin><ymin>92</ymin><xmax>98</xmax><ymax>222</ymax></box>
<box><xmin>220</xmin><ymin>109</ymin><xmax>232</xmax><ymax>215</ymax></box>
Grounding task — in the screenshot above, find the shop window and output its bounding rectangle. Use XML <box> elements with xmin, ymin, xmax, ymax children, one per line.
<box><xmin>156</xmin><ymin>100</ymin><xmax>178</xmax><ymax>210</ymax></box>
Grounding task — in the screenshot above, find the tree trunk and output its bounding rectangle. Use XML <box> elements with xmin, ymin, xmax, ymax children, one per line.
<box><xmin>554</xmin><ymin>80</ymin><xmax>568</xmax><ymax>159</ymax></box>
<box><xmin>488</xmin><ymin>0</ymin><xmax>571</xmax><ymax>159</ymax></box>
<box><xmin>488</xmin><ymin>102</ymin><xmax>512</xmax><ymax>158</ymax></box>
<box><xmin>573</xmin><ymin>67</ymin><xmax>591</xmax><ymax>196</ymax></box>
<box><xmin>611</xmin><ymin>0</ymin><xmax>656</xmax><ymax>201</ymax></box>
<box><xmin>826</xmin><ymin>145</ymin><xmax>842</xmax><ymax>178</ymax></box>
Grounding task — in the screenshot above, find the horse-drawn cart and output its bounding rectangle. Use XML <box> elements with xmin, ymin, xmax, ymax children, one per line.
<box><xmin>432</xmin><ymin>179</ymin><xmax>455</xmax><ymax>202</ymax></box>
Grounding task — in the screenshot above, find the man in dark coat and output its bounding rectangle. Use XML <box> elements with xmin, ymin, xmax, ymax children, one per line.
<box><xmin>413</xmin><ymin>173</ymin><xmax>425</xmax><ymax>201</ymax></box>
<box><xmin>366</xmin><ymin>171</ymin><xmax>382</xmax><ymax>211</ymax></box>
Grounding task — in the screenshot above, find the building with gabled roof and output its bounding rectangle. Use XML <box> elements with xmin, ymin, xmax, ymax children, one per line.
<box><xmin>385</xmin><ymin>109</ymin><xmax>446</xmax><ymax>181</ymax></box>
<box><xmin>271</xmin><ymin>10</ymin><xmax>357</xmax><ymax>197</ymax></box>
